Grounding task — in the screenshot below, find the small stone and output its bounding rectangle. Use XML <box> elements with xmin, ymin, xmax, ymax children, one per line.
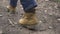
<box><xmin>14</xmin><ymin>22</ymin><xmax>18</xmax><ymax>25</ymax></box>
<box><xmin>45</xmin><ymin>10</ymin><xmax>47</xmax><ymax>13</ymax></box>
<box><xmin>57</xmin><ymin>19</ymin><xmax>60</xmax><ymax>21</ymax></box>
<box><xmin>21</xmin><ymin>8</ymin><xmax>23</xmax><ymax>9</ymax></box>
<box><xmin>48</xmin><ymin>26</ymin><xmax>53</xmax><ymax>29</ymax></box>
<box><xmin>54</xmin><ymin>6</ymin><xmax>58</xmax><ymax>9</ymax></box>
<box><xmin>39</xmin><ymin>21</ymin><xmax>43</xmax><ymax>24</ymax></box>
<box><xmin>0</xmin><ymin>30</ymin><xmax>2</xmax><ymax>34</ymax></box>
<box><xmin>0</xmin><ymin>15</ymin><xmax>3</xmax><ymax>17</ymax></box>
<box><xmin>49</xmin><ymin>13</ymin><xmax>53</xmax><ymax>16</ymax></box>
<box><xmin>45</xmin><ymin>0</ymin><xmax>49</xmax><ymax>1</ymax></box>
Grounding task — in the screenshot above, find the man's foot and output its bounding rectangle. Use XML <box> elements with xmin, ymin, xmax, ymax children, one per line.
<box><xmin>7</xmin><ymin>6</ymin><xmax>16</xmax><ymax>14</ymax></box>
<box><xmin>19</xmin><ymin>13</ymin><xmax>38</xmax><ymax>30</ymax></box>
<box><xmin>19</xmin><ymin>13</ymin><xmax>38</xmax><ymax>25</ymax></box>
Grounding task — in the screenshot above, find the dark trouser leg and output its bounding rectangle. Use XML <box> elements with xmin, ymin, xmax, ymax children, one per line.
<box><xmin>10</xmin><ymin>0</ymin><xmax>18</xmax><ymax>8</ymax></box>
<box><xmin>7</xmin><ymin>0</ymin><xmax>18</xmax><ymax>14</ymax></box>
<box><xmin>20</xmin><ymin>0</ymin><xmax>37</xmax><ymax>13</ymax></box>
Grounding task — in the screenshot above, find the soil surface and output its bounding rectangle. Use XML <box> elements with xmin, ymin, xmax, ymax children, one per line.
<box><xmin>0</xmin><ymin>0</ymin><xmax>60</xmax><ymax>34</ymax></box>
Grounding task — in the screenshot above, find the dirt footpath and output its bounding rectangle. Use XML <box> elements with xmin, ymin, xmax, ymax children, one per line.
<box><xmin>0</xmin><ymin>0</ymin><xmax>60</xmax><ymax>34</ymax></box>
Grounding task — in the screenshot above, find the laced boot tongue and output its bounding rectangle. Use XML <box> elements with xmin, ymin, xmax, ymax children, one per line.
<box><xmin>23</xmin><ymin>13</ymin><xmax>34</xmax><ymax>19</ymax></box>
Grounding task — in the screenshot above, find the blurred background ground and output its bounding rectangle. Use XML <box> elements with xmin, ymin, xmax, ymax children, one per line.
<box><xmin>0</xmin><ymin>0</ymin><xmax>60</xmax><ymax>34</ymax></box>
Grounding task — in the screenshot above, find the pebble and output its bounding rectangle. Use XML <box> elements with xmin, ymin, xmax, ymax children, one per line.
<box><xmin>49</xmin><ymin>13</ymin><xmax>53</xmax><ymax>16</ymax></box>
<box><xmin>45</xmin><ymin>10</ymin><xmax>48</xmax><ymax>13</ymax></box>
<box><xmin>57</xmin><ymin>19</ymin><xmax>60</xmax><ymax>21</ymax></box>
<box><xmin>0</xmin><ymin>14</ymin><xmax>3</xmax><ymax>17</ymax></box>
<box><xmin>54</xmin><ymin>4</ymin><xmax>58</xmax><ymax>9</ymax></box>
<box><xmin>21</xmin><ymin>8</ymin><xmax>23</xmax><ymax>9</ymax></box>
<box><xmin>39</xmin><ymin>21</ymin><xmax>43</xmax><ymax>24</ymax></box>
<box><xmin>48</xmin><ymin>26</ymin><xmax>53</xmax><ymax>29</ymax></box>
<box><xmin>45</xmin><ymin>0</ymin><xmax>49</xmax><ymax>1</ymax></box>
<box><xmin>0</xmin><ymin>30</ymin><xmax>2</xmax><ymax>34</ymax></box>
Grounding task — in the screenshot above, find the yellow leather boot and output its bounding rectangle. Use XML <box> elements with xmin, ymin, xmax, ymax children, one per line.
<box><xmin>19</xmin><ymin>9</ymin><xmax>38</xmax><ymax>25</ymax></box>
<box><xmin>7</xmin><ymin>6</ymin><xmax>16</xmax><ymax>14</ymax></box>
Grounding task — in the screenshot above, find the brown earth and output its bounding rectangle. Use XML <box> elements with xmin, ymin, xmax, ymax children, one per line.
<box><xmin>0</xmin><ymin>0</ymin><xmax>60</xmax><ymax>34</ymax></box>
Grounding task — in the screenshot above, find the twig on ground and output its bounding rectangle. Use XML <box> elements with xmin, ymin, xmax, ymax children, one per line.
<box><xmin>8</xmin><ymin>19</ymin><xmax>15</xmax><ymax>26</ymax></box>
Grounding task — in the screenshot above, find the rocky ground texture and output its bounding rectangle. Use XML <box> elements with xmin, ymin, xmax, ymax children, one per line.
<box><xmin>0</xmin><ymin>0</ymin><xmax>60</xmax><ymax>34</ymax></box>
